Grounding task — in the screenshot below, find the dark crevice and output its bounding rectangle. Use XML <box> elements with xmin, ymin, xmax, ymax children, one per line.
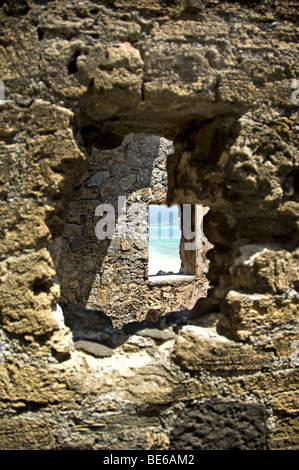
<box><xmin>1</xmin><ymin>0</ymin><xmax>31</xmax><ymax>15</ymax></box>
<box><xmin>141</xmin><ymin>79</ymin><xmax>145</xmax><ymax>101</ymax></box>
<box><xmin>80</xmin><ymin>124</ymin><xmax>124</xmax><ymax>150</ymax></box>
<box><xmin>290</xmin><ymin>168</ymin><xmax>299</xmax><ymax>197</ymax></box>
<box><xmin>67</xmin><ymin>50</ymin><xmax>81</xmax><ymax>75</ymax></box>
<box><xmin>9</xmin><ymin>400</ymin><xmax>59</xmax><ymax>415</ymax></box>
<box><xmin>33</xmin><ymin>277</ymin><xmax>52</xmax><ymax>296</ymax></box>
<box><xmin>37</xmin><ymin>28</ymin><xmax>44</xmax><ymax>40</ymax></box>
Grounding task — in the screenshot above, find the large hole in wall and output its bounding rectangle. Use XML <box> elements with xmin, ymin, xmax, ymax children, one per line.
<box><xmin>56</xmin><ymin>132</ymin><xmax>208</xmax><ymax>344</ymax></box>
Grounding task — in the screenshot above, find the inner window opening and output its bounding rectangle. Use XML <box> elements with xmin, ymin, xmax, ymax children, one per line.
<box><xmin>148</xmin><ymin>203</ymin><xmax>182</xmax><ymax>277</ymax></box>
<box><xmin>148</xmin><ymin>203</ymin><xmax>203</xmax><ymax>282</ymax></box>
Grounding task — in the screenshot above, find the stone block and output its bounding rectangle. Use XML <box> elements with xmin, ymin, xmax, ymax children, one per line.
<box><xmin>0</xmin><ymin>419</ymin><xmax>54</xmax><ymax>450</ymax></box>
<box><xmin>75</xmin><ymin>340</ymin><xmax>114</xmax><ymax>358</ymax></box>
<box><xmin>172</xmin><ymin>326</ymin><xmax>272</xmax><ymax>373</ymax></box>
<box><xmin>170</xmin><ymin>400</ymin><xmax>267</xmax><ymax>450</ymax></box>
<box><xmin>218</xmin><ymin>290</ymin><xmax>299</xmax><ymax>343</ymax></box>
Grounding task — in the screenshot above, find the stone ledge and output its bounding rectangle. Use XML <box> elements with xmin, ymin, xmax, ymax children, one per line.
<box><xmin>148</xmin><ymin>274</ymin><xmax>196</xmax><ymax>284</ymax></box>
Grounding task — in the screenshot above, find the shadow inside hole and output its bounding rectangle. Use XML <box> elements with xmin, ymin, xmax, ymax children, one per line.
<box><xmin>67</xmin><ymin>50</ymin><xmax>81</xmax><ymax>75</ymax></box>
<box><xmin>33</xmin><ymin>277</ymin><xmax>52</xmax><ymax>295</ymax></box>
<box><xmin>60</xmin><ymin>301</ymin><xmax>218</xmax><ymax>359</ymax></box>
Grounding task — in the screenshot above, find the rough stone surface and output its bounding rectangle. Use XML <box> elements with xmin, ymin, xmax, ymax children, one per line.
<box><xmin>0</xmin><ymin>0</ymin><xmax>298</xmax><ymax>451</ymax></box>
<box><xmin>172</xmin><ymin>324</ymin><xmax>273</xmax><ymax>374</ymax></box>
<box><xmin>0</xmin><ymin>418</ymin><xmax>55</xmax><ymax>451</ymax></box>
<box><xmin>170</xmin><ymin>400</ymin><xmax>267</xmax><ymax>450</ymax></box>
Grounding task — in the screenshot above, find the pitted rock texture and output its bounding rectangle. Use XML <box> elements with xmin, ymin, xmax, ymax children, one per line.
<box><xmin>170</xmin><ymin>400</ymin><xmax>267</xmax><ymax>450</ymax></box>
<box><xmin>0</xmin><ymin>0</ymin><xmax>298</xmax><ymax>451</ymax></box>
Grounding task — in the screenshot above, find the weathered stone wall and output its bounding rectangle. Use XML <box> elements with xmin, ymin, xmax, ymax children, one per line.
<box><xmin>57</xmin><ymin>133</ymin><xmax>207</xmax><ymax>327</ymax></box>
<box><xmin>0</xmin><ymin>0</ymin><xmax>298</xmax><ymax>450</ymax></box>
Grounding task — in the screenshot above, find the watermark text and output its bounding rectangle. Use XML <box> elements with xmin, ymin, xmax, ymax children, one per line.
<box><xmin>95</xmin><ymin>198</ymin><xmax>203</xmax><ymax>250</ymax></box>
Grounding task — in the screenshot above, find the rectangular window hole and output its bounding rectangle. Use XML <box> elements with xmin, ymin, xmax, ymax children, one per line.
<box><xmin>148</xmin><ymin>204</ymin><xmax>197</xmax><ymax>283</ymax></box>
